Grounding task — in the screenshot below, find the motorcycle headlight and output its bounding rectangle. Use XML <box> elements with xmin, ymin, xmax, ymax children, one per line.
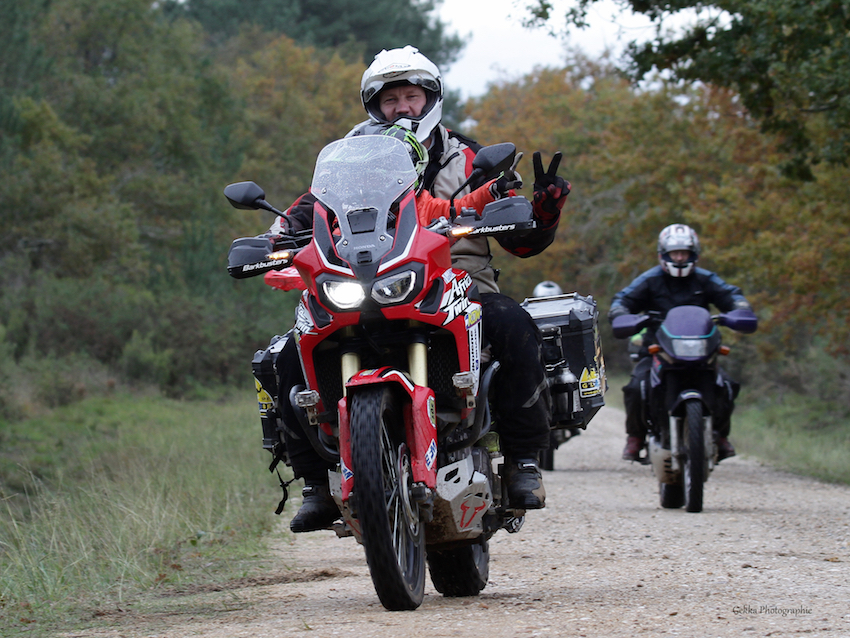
<box><xmin>371</xmin><ymin>270</ymin><xmax>416</xmax><ymax>305</ymax></box>
<box><xmin>323</xmin><ymin>280</ymin><xmax>365</xmax><ymax>310</ymax></box>
<box><xmin>671</xmin><ymin>338</ymin><xmax>709</xmax><ymax>358</ymax></box>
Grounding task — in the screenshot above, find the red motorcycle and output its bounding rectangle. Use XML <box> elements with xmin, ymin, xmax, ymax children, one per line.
<box><xmin>226</xmin><ymin>135</ymin><xmax>543</xmax><ymax>610</ymax></box>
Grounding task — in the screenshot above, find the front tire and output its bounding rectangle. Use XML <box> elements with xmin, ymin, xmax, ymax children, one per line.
<box><xmin>350</xmin><ymin>386</ymin><xmax>426</xmax><ymax>610</ymax></box>
<box><xmin>683</xmin><ymin>399</ymin><xmax>705</xmax><ymax>513</ymax></box>
<box><xmin>427</xmin><ymin>540</ymin><xmax>490</xmax><ymax>597</ymax></box>
<box><xmin>659</xmin><ymin>482</ymin><xmax>684</xmax><ymax>509</ymax></box>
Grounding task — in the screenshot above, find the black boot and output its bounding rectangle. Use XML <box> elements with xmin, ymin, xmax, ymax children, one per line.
<box><xmin>289</xmin><ymin>482</ymin><xmax>339</xmax><ymax>533</ymax></box>
<box><xmin>503</xmin><ymin>457</ymin><xmax>546</xmax><ymax>509</ymax></box>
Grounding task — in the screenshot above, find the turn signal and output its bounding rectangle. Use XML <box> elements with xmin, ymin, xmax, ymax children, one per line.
<box><xmin>719</xmin><ymin>345</ymin><xmax>731</xmax><ymax>355</ymax></box>
<box><xmin>647</xmin><ymin>344</ymin><xmax>661</xmax><ymax>354</ymax></box>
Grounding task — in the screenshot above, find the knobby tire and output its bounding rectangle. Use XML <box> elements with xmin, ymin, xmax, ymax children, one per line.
<box><xmin>350</xmin><ymin>386</ymin><xmax>426</xmax><ymax>610</ymax></box>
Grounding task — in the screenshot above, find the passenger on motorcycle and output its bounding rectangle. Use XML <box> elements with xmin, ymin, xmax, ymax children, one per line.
<box><xmin>264</xmin><ymin>46</ymin><xmax>570</xmax><ymax>532</ymax></box>
<box><xmin>608</xmin><ymin>224</ymin><xmax>754</xmax><ymax>463</ymax></box>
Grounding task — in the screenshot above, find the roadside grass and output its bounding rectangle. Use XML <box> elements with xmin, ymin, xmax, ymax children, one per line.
<box><xmin>0</xmin><ymin>390</ymin><xmax>289</xmax><ymax>637</ymax></box>
<box><xmin>733</xmin><ymin>395</ymin><xmax>850</xmax><ymax>484</ymax></box>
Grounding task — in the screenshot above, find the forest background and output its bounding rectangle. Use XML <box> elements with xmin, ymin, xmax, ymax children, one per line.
<box><xmin>3</xmin><ymin>0</ymin><xmax>848</xmax><ymax>414</ymax></box>
<box><xmin>1</xmin><ymin>0</ymin><xmax>849</xmax><ymax>630</ymax></box>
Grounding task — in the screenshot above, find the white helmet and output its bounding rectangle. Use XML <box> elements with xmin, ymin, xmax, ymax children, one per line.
<box><xmin>533</xmin><ymin>281</ymin><xmax>564</xmax><ymax>297</ymax></box>
<box><xmin>360</xmin><ymin>45</ymin><xmax>443</xmax><ymax>144</ymax></box>
<box><xmin>657</xmin><ymin>223</ymin><xmax>700</xmax><ymax>278</ymax></box>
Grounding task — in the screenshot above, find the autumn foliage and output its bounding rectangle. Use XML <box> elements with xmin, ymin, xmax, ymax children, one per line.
<box><xmin>467</xmin><ymin>56</ymin><xmax>850</xmax><ymax>383</ymax></box>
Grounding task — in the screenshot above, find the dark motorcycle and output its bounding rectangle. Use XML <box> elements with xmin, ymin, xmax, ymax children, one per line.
<box><xmin>611</xmin><ymin>306</ymin><xmax>757</xmax><ymax>512</ymax></box>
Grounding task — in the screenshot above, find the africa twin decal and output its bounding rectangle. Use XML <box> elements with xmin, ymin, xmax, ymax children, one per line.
<box><xmin>439</xmin><ymin>272</ymin><xmax>474</xmax><ymax>325</ymax></box>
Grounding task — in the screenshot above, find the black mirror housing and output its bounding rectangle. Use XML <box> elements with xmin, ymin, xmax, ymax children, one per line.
<box><xmin>472</xmin><ymin>143</ymin><xmax>516</xmax><ymax>177</ymax></box>
<box><xmin>224</xmin><ymin>181</ymin><xmax>267</xmax><ymax>210</ymax></box>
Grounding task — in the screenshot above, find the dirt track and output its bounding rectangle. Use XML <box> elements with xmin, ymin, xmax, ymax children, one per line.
<box><xmin>63</xmin><ymin>406</ymin><xmax>850</xmax><ymax>638</ymax></box>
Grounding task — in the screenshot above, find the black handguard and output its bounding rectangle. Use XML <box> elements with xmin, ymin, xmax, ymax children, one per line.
<box><xmin>227</xmin><ymin>232</ymin><xmax>308</xmax><ymax>279</ymax></box>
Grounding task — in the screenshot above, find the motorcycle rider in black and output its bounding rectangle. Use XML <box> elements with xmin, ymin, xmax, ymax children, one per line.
<box><xmin>263</xmin><ymin>46</ymin><xmax>570</xmax><ymax>532</ymax></box>
<box><xmin>608</xmin><ymin>224</ymin><xmax>754</xmax><ymax>463</ymax></box>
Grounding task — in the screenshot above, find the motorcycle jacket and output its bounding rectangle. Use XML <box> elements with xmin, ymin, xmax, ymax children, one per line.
<box><xmin>272</xmin><ymin>124</ymin><xmax>562</xmax><ymax>295</ymax></box>
<box><xmin>608</xmin><ymin>265</ymin><xmax>751</xmax><ymax>329</ymax></box>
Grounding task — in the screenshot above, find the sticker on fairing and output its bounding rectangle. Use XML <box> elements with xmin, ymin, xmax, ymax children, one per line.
<box><xmin>441</xmin><ymin>269</ymin><xmax>456</xmax><ymax>284</ymax></box>
<box><xmin>427</xmin><ymin>395</ymin><xmax>436</xmax><ymax>427</ymax></box>
<box><xmin>255</xmin><ymin>379</ymin><xmax>274</xmax><ymax>413</ymax></box>
<box><xmin>340</xmin><ymin>457</ymin><xmax>353</xmax><ymax>481</ymax></box>
<box><xmin>425</xmin><ymin>439</ymin><xmax>437</xmax><ymax>471</ymax></box>
<box><xmin>467</xmin><ymin>321</ymin><xmax>481</xmax><ymax>395</ymax></box>
<box><xmin>294</xmin><ymin>301</ymin><xmax>314</xmax><ymax>335</ymax></box>
<box><xmin>580</xmin><ymin>367</ymin><xmax>602</xmax><ymax>398</ymax></box>
<box><xmin>439</xmin><ymin>272</ymin><xmax>473</xmax><ymax>325</ymax></box>
<box><xmin>465</xmin><ymin>303</ymin><xmax>482</xmax><ymax>329</ymax></box>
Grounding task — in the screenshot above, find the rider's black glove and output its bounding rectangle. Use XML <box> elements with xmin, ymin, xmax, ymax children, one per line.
<box><xmin>532</xmin><ymin>151</ymin><xmax>570</xmax><ymax>227</ymax></box>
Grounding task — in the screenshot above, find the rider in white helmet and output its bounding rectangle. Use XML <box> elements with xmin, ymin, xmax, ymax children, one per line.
<box><xmin>657</xmin><ymin>223</ymin><xmax>700</xmax><ymax>278</ymax></box>
<box><xmin>360</xmin><ymin>45</ymin><xmax>444</xmax><ymax>145</ymax></box>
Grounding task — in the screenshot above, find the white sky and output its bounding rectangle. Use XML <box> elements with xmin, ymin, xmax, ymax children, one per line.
<box><xmin>436</xmin><ymin>0</ymin><xmax>663</xmax><ymax>99</ymax></box>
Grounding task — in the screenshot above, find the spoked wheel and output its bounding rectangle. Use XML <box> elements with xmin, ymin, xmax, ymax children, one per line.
<box><xmin>427</xmin><ymin>539</ymin><xmax>490</xmax><ymax>597</ymax></box>
<box><xmin>683</xmin><ymin>399</ymin><xmax>705</xmax><ymax>513</ymax></box>
<box><xmin>350</xmin><ymin>386</ymin><xmax>425</xmax><ymax>610</ymax></box>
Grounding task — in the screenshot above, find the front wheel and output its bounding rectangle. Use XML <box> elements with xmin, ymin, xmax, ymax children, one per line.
<box><xmin>350</xmin><ymin>386</ymin><xmax>426</xmax><ymax>610</ymax></box>
<box><xmin>659</xmin><ymin>482</ymin><xmax>684</xmax><ymax>509</ymax></box>
<box><xmin>683</xmin><ymin>399</ymin><xmax>705</xmax><ymax>513</ymax></box>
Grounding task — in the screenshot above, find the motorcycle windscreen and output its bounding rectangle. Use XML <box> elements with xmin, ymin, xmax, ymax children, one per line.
<box><xmin>310</xmin><ymin>136</ymin><xmax>417</xmax><ymax>267</ymax></box>
<box><xmin>657</xmin><ymin>305</ymin><xmax>719</xmax><ymax>362</ymax></box>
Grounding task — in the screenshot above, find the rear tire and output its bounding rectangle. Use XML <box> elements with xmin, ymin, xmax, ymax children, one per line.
<box><xmin>683</xmin><ymin>399</ymin><xmax>705</xmax><ymax>513</ymax></box>
<box><xmin>350</xmin><ymin>386</ymin><xmax>426</xmax><ymax>610</ymax></box>
<box><xmin>427</xmin><ymin>540</ymin><xmax>490</xmax><ymax>597</ymax></box>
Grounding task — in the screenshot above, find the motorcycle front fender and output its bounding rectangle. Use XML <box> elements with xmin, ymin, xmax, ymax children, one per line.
<box><xmin>669</xmin><ymin>389</ymin><xmax>707</xmax><ymax>417</ymax></box>
<box><xmin>338</xmin><ymin>368</ymin><xmax>438</xmax><ymax>501</ymax></box>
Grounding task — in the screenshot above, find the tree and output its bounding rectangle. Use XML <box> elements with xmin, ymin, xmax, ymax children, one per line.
<box><xmin>466</xmin><ymin>53</ymin><xmax>850</xmax><ymax>368</ymax></box>
<box><xmin>167</xmin><ymin>0</ymin><xmax>463</xmax><ymax>68</ymax></box>
<box><xmin>523</xmin><ymin>0</ymin><xmax>850</xmax><ymax>180</ymax></box>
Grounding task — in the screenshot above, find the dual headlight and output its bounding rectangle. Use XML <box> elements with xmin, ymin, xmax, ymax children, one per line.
<box><xmin>322</xmin><ymin>270</ymin><xmax>417</xmax><ymax>310</ymax></box>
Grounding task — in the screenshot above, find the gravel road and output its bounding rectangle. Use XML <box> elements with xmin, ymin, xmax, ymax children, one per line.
<box><xmin>65</xmin><ymin>406</ymin><xmax>850</xmax><ymax>638</ymax></box>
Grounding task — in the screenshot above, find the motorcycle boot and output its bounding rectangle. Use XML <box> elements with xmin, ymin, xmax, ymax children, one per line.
<box><xmin>503</xmin><ymin>457</ymin><xmax>546</xmax><ymax>509</ymax></box>
<box><xmin>716</xmin><ymin>437</ymin><xmax>736</xmax><ymax>462</ymax></box>
<box><xmin>622</xmin><ymin>436</ymin><xmax>645</xmax><ymax>462</ymax></box>
<box><xmin>289</xmin><ymin>481</ymin><xmax>339</xmax><ymax>533</ymax></box>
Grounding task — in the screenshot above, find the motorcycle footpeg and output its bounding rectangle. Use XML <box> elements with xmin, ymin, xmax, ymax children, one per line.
<box><xmin>504</xmin><ymin>514</ymin><xmax>525</xmax><ymax>534</ymax></box>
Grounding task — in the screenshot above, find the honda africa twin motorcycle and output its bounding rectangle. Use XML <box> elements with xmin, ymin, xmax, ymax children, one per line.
<box><xmin>225</xmin><ymin>136</ymin><xmax>553</xmax><ymax>610</ymax></box>
<box><xmin>611</xmin><ymin>306</ymin><xmax>757</xmax><ymax>512</ymax></box>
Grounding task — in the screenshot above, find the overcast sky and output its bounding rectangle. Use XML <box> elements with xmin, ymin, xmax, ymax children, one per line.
<box><xmin>436</xmin><ymin>0</ymin><xmax>661</xmax><ymax>99</ymax></box>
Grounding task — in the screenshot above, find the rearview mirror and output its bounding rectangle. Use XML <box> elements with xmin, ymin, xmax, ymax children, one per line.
<box><xmin>471</xmin><ymin>142</ymin><xmax>516</xmax><ymax>177</ymax></box>
<box><xmin>223</xmin><ymin>181</ymin><xmax>285</xmax><ymax>216</ymax></box>
<box><xmin>224</xmin><ymin>181</ymin><xmax>266</xmax><ymax>210</ymax></box>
